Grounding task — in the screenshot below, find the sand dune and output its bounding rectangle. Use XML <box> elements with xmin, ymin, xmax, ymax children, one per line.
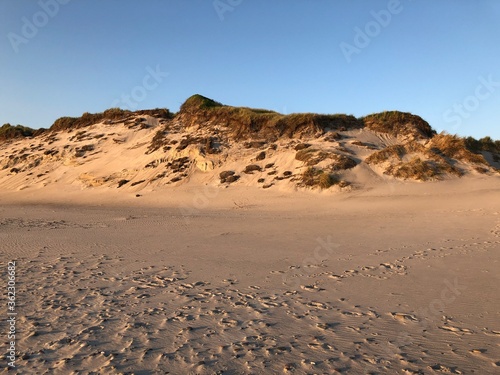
<box><xmin>1</xmin><ymin>97</ymin><xmax>499</xmax><ymax>200</ymax></box>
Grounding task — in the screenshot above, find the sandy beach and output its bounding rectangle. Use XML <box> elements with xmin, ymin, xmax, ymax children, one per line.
<box><xmin>1</xmin><ymin>176</ymin><xmax>499</xmax><ymax>374</ymax></box>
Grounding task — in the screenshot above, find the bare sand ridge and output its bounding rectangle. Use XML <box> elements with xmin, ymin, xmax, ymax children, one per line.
<box><xmin>1</xmin><ymin>177</ymin><xmax>499</xmax><ymax>374</ymax></box>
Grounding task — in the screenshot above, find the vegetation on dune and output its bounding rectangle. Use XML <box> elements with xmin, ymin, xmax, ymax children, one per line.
<box><xmin>49</xmin><ymin>107</ymin><xmax>173</xmax><ymax>132</ymax></box>
<box><xmin>385</xmin><ymin>158</ymin><xmax>440</xmax><ymax>181</ymax></box>
<box><xmin>366</xmin><ymin>133</ymin><xmax>493</xmax><ymax>180</ymax></box>
<box><xmin>2</xmin><ymin>93</ymin><xmax>499</xmax><ymax>187</ymax></box>
<box><xmin>385</xmin><ymin>157</ymin><xmax>462</xmax><ymax>181</ymax></box>
<box><xmin>180</xmin><ymin>96</ymin><xmax>442</xmax><ymax>142</ymax></box>
<box><xmin>366</xmin><ymin>134</ymin><xmax>494</xmax><ymax>167</ymax></box>
<box><xmin>180</xmin><ymin>94</ymin><xmax>224</xmax><ymax>112</ymax></box>
<box><xmin>428</xmin><ymin>133</ymin><xmax>487</xmax><ymax>165</ymax></box>
<box><xmin>135</xmin><ymin>108</ymin><xmax>174</xmax><ymax>119</ymax></box>
<box><xmin>295</xmin><ymin>148</ymin><xmax>357</xmax><ymax>170</ymax></box>
<box><xmin>0</xmin><ymin>123</ymin><xmax>45</xmax><ymax>142</ymax></box>
<box><xmin>300</xmin><ymin>167</ymin><xmax>350</xmax><ymax>189</ymax></box>
<box><xmin>302</xmin><ymin>167</ymin><xmax>337</xmax><ymax>188</ymax></box>
<box><xmin>463</xmin><ymin>136</ymin><xmax>500</xmax><ymax>155</ymax></box>
<box><xmin>179</xmin><ymin>94</ymin><xmax>362</xmax><ymax>140</ymax></box>
<box><xmin>50</xmin><ymin>108</ymin><xmax>130</xmax><ymax>132</ymax></box>
<box><xmin>362</xmin><ymin>111</ymin><xmax>436</xmax><ymax>139</ymax></box>
<box><xmin>295</xmin><ymin>148</ymin><xmax>332</xmax><ymax>166</ymax></box>
<box><xmin>366</xmin><ymin>142</ymin><xmax>426</xmax><ymax>165</ymax></box>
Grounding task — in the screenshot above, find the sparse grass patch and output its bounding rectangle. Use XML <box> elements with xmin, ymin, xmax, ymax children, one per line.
<box><xmin>386</xmin><ymin>158</ymin><xmax>439</xmax><ymax>180</ymax></box>
<box><xmin>329</xmin><ymin>154</ymin><xmax>358</xmax><ymax>171</ymax></box>
<box><xmin>351</xmin><ymin>141</ymin><xmax>378</xmax><ymax>150</ymax></box>
<box><xmin>295</xmin><ymin>148</ymin><xmax>316</xmax><ymax>163</ymax></box>
<box><xmin>147</xmin><ymin>128</ymin><xmax>169</xmax><ymax>154</ymax></box>
<box><xmin>385</xmin><ymin>157</ymin><xmax>462</xmax><ymax>181</ymax></box>
<box><xmin>366</xmin><ymin>145</ymin><xmax>406</xmax><ymax>164</ymax></box>
<box><xmin>296</xmin><ymin>148</ymin><xmax>357</xmax><ymax>170</ymax></box>
<box><xmin>318</xmin><ymin>172</ymin><xmax>338</xmax><ymax>189</ymax></box>
<box><xmin>429</xmin><ymin>133</ymin><xmax>487</xmax><ymax>164</ymax></box>
<box><xmin>362</xmin><ymin>111</ymin><xmax>435</xmax><ymax>139</ymax></box>
<box><xmin>301</xmin><ymin>167</ymin><xmax>339</xmax><ymax>189</ymax></box>
<box><xmin>295</xmin><ymin>149</ymin><xmax>330</xmax><ymax>166</ymax></box>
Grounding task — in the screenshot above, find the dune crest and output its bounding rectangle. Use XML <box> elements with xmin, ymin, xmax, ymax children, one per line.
<box><xmin>1</xmin><ymin>95</ymin><xmax>499</xmax><ymax>196</ymax></box>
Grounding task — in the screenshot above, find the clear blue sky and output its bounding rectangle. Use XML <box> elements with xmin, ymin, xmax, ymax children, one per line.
<box><xmin>1</xmin><ymin>0</ymin><xmax>499</xmax><ymax>139</ymax></box>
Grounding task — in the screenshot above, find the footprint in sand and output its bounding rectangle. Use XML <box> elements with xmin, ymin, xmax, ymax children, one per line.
<box><xmin>491</xmin><ymin>222</ymin><xmax>500</xmax><ymax>237</ymax></box>
<box><xmin>391</xmin><ymin>312</ymin><xmax>419</xmax><ymax>323</ymax></box>
<box><xmin>439</xmin><ymin>325</ymin><xmax>473</xmax><ymax>335</ymax></box>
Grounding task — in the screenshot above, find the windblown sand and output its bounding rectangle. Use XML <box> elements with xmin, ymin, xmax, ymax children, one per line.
<box><xmin>1</xmin><ymin>177</ymin><xmax>499</xmax><ymax>374</ymax></box>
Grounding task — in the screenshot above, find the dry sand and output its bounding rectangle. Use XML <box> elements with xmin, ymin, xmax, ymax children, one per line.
<box><xmin>1</xmin><ymin>176</ymin><xmax>499</xmax><ymax>374</ymax></box>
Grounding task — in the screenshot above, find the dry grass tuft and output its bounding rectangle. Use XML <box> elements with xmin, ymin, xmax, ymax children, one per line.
<box><xmin>429</xmin><ymin>133</ymin><xmax>487</xmax><ymax>164</ymax></box>
<box><xmin>295</xmin><ymin>149</ymin><xmax>330</xmax><ymax>166</ymax></box>
<box><xmin>295</xmin><ymin>149</ymin><xmax>357</xmax><ymax>170</ymax></box>
<box><xmin>362</xmin><ymin>111</ymin><xmax>435</xmax><ymax>139</ymax></box>
<box><xmin>366</xmin><ymin>145</ymin><xmax>406</xmax><ymax>165</ymax></box>
<box><xmin>301</xmin><ymin>167</ymin><xmax>338</xmax><ymax>188</ymax></box>
<box><xmin>385</xmin><ymin>157</ymin><xmax>461</xmax><ymax>181</ymax></box>
<box><xmin>365</xmin><ymin>142</ymin><xmax>426</xmax><ymax>164</ymax></box>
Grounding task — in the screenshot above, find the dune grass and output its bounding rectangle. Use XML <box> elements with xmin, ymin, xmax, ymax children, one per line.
<box><xmin>0</xmin><ymin>123</ymin><xmax>44</xmax><ymax>142</ymax></box>
<box><xmin>49</xmin><ymin>108</ymin><xmax>173</xmax><ymax>132</ymax></box>
<box><xmin>362</xmin><ymin>111</ymin><xmax>436</xmax><ymax>139</ymax></box>
<box><xmin>301</xmin><ymin>167</ymin><xmax>339</xmax><ymax>188</ymax></box>
<box><xmin>464</xmin><ymin>136</ymin><xmax>500</xmax><ymax>154</ymax></box>
<box><xmin>385</xmin><ymin>157</ymin><xmax>462</xmax><ymax>181</ymax></box>
<box><xmin>366</xmin><ymin>142</ymin><xmax>426</xmax><ymax>165</ymax></box>
<box><xmin>179</xmin><ymin>94</ymin><xmax>361</xmax><ymax>140</ymax></box>
<box><xmin>429</xmin><ymin>133</ymin><xmax>487</xmax><ymax>164</ymax></box>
